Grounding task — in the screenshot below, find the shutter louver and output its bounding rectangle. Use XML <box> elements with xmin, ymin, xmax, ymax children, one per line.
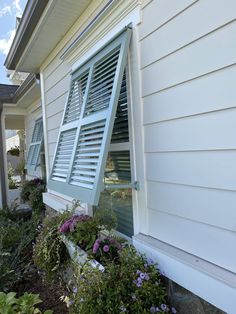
<box><xmin>48</xmin><ymin>28</ymin><xmax>131</xmax><ymax>205</ymax></box>
<box><xmin>111</xmin><ymin>71</ymin><xmax>129</xmax><ymax>143</ymax></box>
<box><xmin>27</xmin><ymin>118</ymin><xmax>43</xmax><ymax>172</ymax></box>
<box><xmin>51</xmin><ymin>129</ymin><xmax>77</xmax><ymax>182</ymax></box>
<box><xmin>63</xmin><ymin>71</ymin><xmax>89</xmax><ymax>124</ymax></box>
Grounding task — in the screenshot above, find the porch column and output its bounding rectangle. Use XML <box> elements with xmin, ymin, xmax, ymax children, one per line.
<box><xmin>0</xmin><ymin>103</ymin><xmax>7</xmax><ymax>208</ymax></box>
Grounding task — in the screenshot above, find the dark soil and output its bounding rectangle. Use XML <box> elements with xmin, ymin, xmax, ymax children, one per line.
<box><xmin>14</xmin><ymin>270</ymin><xmax>69</xmax><ymax>314</ymax></box>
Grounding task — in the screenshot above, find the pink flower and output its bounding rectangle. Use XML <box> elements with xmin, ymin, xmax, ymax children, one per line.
<box><xmin>103</xmin><ymin>245</ymin><xmax>110</xmax><ymax>252</ymax></box>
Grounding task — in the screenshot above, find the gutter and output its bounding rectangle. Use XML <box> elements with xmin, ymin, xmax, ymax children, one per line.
<box><xmin>0</xmin><ymin>103</ymin><xmax>7</xmax><ymax>208</ymax></box>
<box><xmin>13</xmin><ymin>73</ymin><xmax>39</xmax><ymax>102</ymax></box>
<box><xmin>4</xmin><ymin>0</ymin><xmax>49</xmax><ymax>70</ymax></box>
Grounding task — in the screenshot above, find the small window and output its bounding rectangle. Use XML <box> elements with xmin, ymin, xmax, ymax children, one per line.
<box><xmin>48</xmin><ymin>28</ymin><xmax>132</xmax><ymax>205</ymax></box>
<box><xmin>26</xmin><ymin>118</ymin><xmax>43</xmax><ymax>171</ymax></box>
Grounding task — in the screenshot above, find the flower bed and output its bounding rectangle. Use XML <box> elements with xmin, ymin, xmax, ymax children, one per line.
<box><xmin>34</xmin><ymin>209</ymin><xmax>177</xmax><ymax>313</ymax></box>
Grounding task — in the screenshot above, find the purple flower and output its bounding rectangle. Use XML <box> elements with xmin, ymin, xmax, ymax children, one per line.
<box><xmin>136</xmin><ymin>270</ymin><xmax>141</xmax><ymax>275</ymax></box>
<box><xmin>137</xmin><ymin>277</ymin><xmax>142</xmax><ymax>284</ymax></box>
<box><xmin>93</xmin><ymin>239</ymin><xmax>101</xmax><ymax>254</ymax></box>
<box><xmin>147</xmin><ymin>258</ymin><xmax>154</xmax><ymax>265</ymax></box>
<box><xmin>139</xmin><ymin>272</ymin><xmax>146</xmax><ymax>279</ymax></box>
<box><xmin>161</xmin><ymin>304</ymin><xmax>167</xmax><ymax>311</ymax></box>
<box><xmin>72</xmin><ymin>287</ymin><xmax>78</xmax><ymax>293</ymax></box>
<box><xmin>136</xmin><ymin>282</ymin><xmax>142</xmax><ymax>287</ymax></box>
<box><xmin>150</xmin><ymin>306</ymin><xmax>156</xmax><ymax>313</ymax></box>
<box><xmin>171</xmin><ymin>307</ymin><xmax>177</xmax><ymax>313</ymax></box>
<box><xmin>103</xmin><ymin>245</ymin><xmax>110</xmax><ymax>252</ymax></box>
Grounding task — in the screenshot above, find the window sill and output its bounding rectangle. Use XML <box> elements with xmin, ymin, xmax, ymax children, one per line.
<box><xmin>133</xmin><ymin>233</ymin><xmax>236</xmax><ymax>313</ymax></box>
<box><xmin>43</xmin><ymin>192</ymin><xmax>87</xmax><ymax>213</ymax></box>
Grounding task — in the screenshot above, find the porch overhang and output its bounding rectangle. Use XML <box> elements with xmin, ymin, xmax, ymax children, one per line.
<box><xmin>5</xmin><ymin>0</ymin><xmax>92</xmax><ymax>73</ymax></box>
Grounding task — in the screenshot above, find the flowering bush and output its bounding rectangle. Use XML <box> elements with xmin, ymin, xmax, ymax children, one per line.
<box><xmin>91</xmin><ymin>237</ymin><xmax>123</xmax><ymax>264</ymax></box>
<box><xmin>71</xmin><ymin>245</ymin><xmax>176</xmax><ymax>314</ymax></box>
<box><xmin>59</xmin><ymin>210</ymin><xmax>117</xmax><ymax>251</ymax></box>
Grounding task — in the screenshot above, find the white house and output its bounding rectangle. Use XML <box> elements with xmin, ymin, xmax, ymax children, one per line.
<box><xmin>1</xmin><ymin>0</ymin><xmax>236</xmax><ymax>312</ymax></box>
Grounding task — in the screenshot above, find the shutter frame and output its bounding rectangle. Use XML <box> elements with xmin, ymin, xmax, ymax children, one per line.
<box><xmin>48</xmin><ymin>28</ymin><xmax>131</xmax><ymax>205</ymax></box>
<box><xmin>26</xmin><ymin>118</ymin><xmax>44</xmax><ymax>172</ymax></box>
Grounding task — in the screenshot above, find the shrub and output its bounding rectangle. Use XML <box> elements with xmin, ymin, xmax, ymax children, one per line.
<box><xmin>8</xmin><ymin>164</ymin><xmax>18</xmax><ymax>190</ymax></box>
<box><xmin>71</xmin><ymin>246</ymin><xmax>176</xmax><ymax>314</ymax></box>
<box><xmin>0</xmin><ymin>208</ymin><xmax>41</xmax><ymax>292</ymax></box>
<box><xmin>20</xmin><ymin>178</ymin><xmax>45</xmax><ymax>202</ymax></box>
<box><xmin>33</xmin><ymin>213</ymin><xmax>71</xmax><ymax>279</ymax></box>
<box><xmin>20</xmin><ymin>178</ymin><xmax>46</xmax><ymax>212</ymax></box>
<box><xmin>0</xmin><ymin>292</ymin><xmax>53</xmax><ymax>314</ymax></box>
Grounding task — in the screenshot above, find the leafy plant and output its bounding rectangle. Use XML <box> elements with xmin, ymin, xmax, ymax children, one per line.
<box><xmin>8</xmin><ymin>164</ymin><xmax>18</xmax><ymax>190</ymax></box>
<box><xmin>0</xmin><ymin>209</ymin><xmax>41</xmax><ymax>292</ymax></box>
<box><xmin>7</xmin><ymin>146</ymin><xmax>20</xmax><ymax>156</ymax></box>
<box><xmin>20</xmin><ymin>178</ymin><xmax>45</xmax><ymax>203</ymax></box>
<box><xmin>59</xmin><ymin>209</ymin><xmax>117</xmax><ymax>251</ymax></box>
<box><xmin>33</xmin><ymin>213</ymin><xmax>71</xmax><ymax>279</ymax></box>
<box><xmin>0</xmin><ymin>292</ymin><xmax>53</xmax><ymax>314</ymax></box>
<box><xmin>71</xmin><ymin>246</ymin><xmax>176</xmax><ymax>314</ymax></box>
<box><xmin>91</xmin><ymin>236</ymin><xmax>124</xmax><ymax>265</ymax></box>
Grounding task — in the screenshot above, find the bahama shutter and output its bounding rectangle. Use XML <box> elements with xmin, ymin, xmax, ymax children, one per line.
<box><xmin>48</xmin><ymin>28</ymin><xmax>131</xmax><ymax>205</ymax></box>
<box><xmin>27</xmin><ymin>118</ymin><xmax>43</xmax><ymax>171</ymax></box>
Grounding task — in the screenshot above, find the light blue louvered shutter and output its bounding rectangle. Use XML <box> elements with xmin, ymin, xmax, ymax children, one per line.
<box><xmin>27</xmin><ymin>118</ymin><xmax>43</xmax><ymax>172</ymax></box>
<box><xmin>48</xmin><ymin>28</ymin><xmax>131</xmax><ymax>205</ymax></box>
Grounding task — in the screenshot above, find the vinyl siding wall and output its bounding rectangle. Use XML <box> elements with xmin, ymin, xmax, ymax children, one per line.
<box><xmin>140</xmin><ymin>0</ymin><xmax>236</xmax><ymax>273</ymax></box>
<box><xmin>25</xmin><ymin>100</ymin><xmax>42</xmax><ymax>178</ymax></box>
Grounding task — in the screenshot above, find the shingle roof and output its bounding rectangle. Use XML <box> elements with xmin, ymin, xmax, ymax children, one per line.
<box><xmin>0</xmin><ymin>84</ymin><xmax>19</xmax><ymax>101</ymax></box>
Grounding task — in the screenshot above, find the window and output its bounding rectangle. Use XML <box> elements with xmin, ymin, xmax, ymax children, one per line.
<box><xmin>48</xmin><ymin>28</ymin><xmax>132</xmax><ymax>205</ymax></box>
<box><xmin>96</xmin><ymin>69</ymin><xmax>134</xmax><ymax>237</ymax></box>
<box><xmin>27</xmin><ymin>118</ymin><xmax>43</xmax><ymax>171</ymax></box>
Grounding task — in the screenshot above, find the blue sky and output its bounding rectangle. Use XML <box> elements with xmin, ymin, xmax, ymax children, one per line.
<box><xmin>0</xmin><ymin>0</ymin><xmax>27</xmax><ymax>85</ymax></box>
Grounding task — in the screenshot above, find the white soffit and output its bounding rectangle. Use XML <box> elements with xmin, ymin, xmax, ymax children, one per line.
<box><xmin>16</xmin><ymin>0</ymin><xmax>92</xmax><ymax>73</ymax></box>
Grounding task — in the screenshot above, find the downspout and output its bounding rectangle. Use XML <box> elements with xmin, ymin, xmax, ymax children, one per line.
<box><xmin>0</xmin><ymin>103</ymin><xmax>7</xmax><ymax>208</ymax></box>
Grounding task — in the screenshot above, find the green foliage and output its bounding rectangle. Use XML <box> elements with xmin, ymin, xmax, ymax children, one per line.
<box><xmin>7</xmin><ymin>146</ymin><xmax>20</xmax><ymax>157</ymax></box>
<box><xmin>33</xmin><ymin>213</ymin><xmax>71</xmax><ymax>279</ymax></box>
<box><xmin>0</xmin><ymin>292</ymin><xmax>53</xmax><ymax>314</ymax></box>
<box><xmin>20</xmin><ymin>178</ymin><xmax>45</xmax><ymax>212</ymax></box>
<box><xmin>0</xmin><ymin>207</ymin><xmax>41</xmax><ymax>292</ymax></box>
<box><xmin>60</xmin><ymin>209</ymin><xmax>117</xmax><ymax>252</ymax></box>
<box><xmin>8</xmin><ymin>165</ymin><xmax>18</xmax><ymax>190</ymax></box>
<box><xmin>71</xmin><ymin>246</ymin><xmax>171</xmax><ymax>314</ymax></box>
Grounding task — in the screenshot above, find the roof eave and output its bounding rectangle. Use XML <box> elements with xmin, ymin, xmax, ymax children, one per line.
<box><xmin>4</xmin><ymin>0</ymin><xmax>49</xmax><ymax>70</ymax></box>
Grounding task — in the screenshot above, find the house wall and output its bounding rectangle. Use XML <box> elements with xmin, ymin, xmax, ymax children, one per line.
<box><xmin>139</xmin><ymin>0</ymin><xmax>236</xmax><ymax>273</ymax></box>
<box><xmin>40</xmin><ymin>0</ymin><xmax>236</xmax><ymax>311</ymax></box>
<box><xmin>25</xmin><ymin>99</ymin><xmax>43</xmax><ymax>178</ymax></box>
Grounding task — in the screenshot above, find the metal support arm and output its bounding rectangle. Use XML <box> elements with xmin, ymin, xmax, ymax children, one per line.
<box><xmin>103</xmin><ymin>181</ymin><xmax>139</xmax><ymax>191</ymax></box>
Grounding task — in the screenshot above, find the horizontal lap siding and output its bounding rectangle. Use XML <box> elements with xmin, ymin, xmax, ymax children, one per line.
<box><xmin>43</xmin><ymin>58</ymin><xmax>71</xmax><ymax>173</ymax></box>
<box><xmin>140</xmin><ymin>0</ymin><xmax>236</xmax><ymax>272</ymax></box>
